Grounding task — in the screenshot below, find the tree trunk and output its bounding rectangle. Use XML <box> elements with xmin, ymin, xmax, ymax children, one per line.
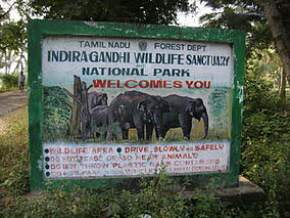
<box><xmin>5</xmin><ymin>51</ymin><xmax>12</xmax><ymax>74</ymax></box>
<box><xmin>4</xmin><ymin>51</ymin><xmax>8</xmax><ymax>74</ymax></box>
<box><xmin>71</xmin><ymin>76</ymin><xmax>82</xmax><ymax>136</ymax></box>
<box><xmin>258</xmin><ymin>0</ymin><xmax>290</xmax><ymax>86</ymax></box>
<box><xmin>70</xmin><ymin>76</ymin><xmax>91</xmax><ymax>139</ymax></box>
<box><xmin>80</xmin><ymin>81</ymin><xmax>90</xmax><ymax>139</ymax></box>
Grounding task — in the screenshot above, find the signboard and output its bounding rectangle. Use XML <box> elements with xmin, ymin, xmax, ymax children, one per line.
<box><xmin>28</xmin><ymin>20</ymin><xmax>245</xmax><ymax>191</ymax></box>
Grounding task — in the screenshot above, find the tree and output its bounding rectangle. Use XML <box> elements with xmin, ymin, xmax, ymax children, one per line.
<box><xmin>0</xmin><ymin>0</ymin><xmax>29</xmax><ymax>74</ymax></box>
<box><xmin>258</xmin><ymin>0</ymin><xmax>290</xmax><ymax>95</ymax></box>
<box><xmin>0</xmin><ymin>0</ymin><xmax>31</xmax><ymax>21</ymax></box>
<box><xmin>200</xmin><ymin>0</ymin><xmax>273</xmax><ymax>50</ymax></box>
<box><xmin>0</xmin><ymin>20</ymin><xmax>26</xmax><ymax>74</ymax></box>
<box><xmin>29</xmin><ymin>0</ymin><xmax>195</xmax><ymax>25</ymax></box>
<box><xmin>200</xmin><ymin>0</ymin><xmax>290</xmax><ymax>109</ymax></box>
<box><xmin>0</xmin><ymin>20</ymin><xmax>26</xmax><ymax>75</ymax></box>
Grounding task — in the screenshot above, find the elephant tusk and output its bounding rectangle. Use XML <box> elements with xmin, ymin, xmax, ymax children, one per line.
<box><xmin>183</xmin><ymin>136</ymin><xmax>190</xmax><ymax>140</ymax></box>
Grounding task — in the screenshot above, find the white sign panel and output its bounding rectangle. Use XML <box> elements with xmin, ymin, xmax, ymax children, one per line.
<box><xmin>43</xmin><ymin>142</ymin><xmax>230</xmax><ymax>178</ymax></box>
<box><xmin>41</xmin><ymin>36</ymin><xmax>234</xmax><ymax>179</ymax></box>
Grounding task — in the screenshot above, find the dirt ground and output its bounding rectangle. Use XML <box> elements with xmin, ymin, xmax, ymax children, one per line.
<box><xmin>0</xmin><ymin>90</ymin><xmax>27</xmax><ymax>117</ymax></box>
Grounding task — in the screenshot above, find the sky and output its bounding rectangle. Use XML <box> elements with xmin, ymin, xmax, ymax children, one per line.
<box><xmin>177</xmin><ymin>1</ymin><xmax>213</xmax><ymax>27</ymax></box>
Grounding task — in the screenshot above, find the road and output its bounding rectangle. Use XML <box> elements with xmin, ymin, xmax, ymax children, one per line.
<box><xmin>0</xmin><ymin>90</ymin><xmax>27</xmax><ymax>117</ymax></box>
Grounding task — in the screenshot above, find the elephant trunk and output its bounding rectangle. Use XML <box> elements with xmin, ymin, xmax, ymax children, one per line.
<box><xmin>201</xmin><ymin>111</ymin><xmax>208</xmax><ymax>138</ymax></box>
<box><xmin>155</xmin><ymin>122</ymin><xmax>162</xmax><ymax>139</ymax></box>
<box><xmin>153</xmin><ymin>113</ymin><xmax>163</xmax><ymax>139</ymax></box>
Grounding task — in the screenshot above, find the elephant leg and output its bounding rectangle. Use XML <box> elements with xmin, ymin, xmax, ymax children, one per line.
<box><xmin>178</xmin><ymin>114</ymin><xmax>191</xmax><ymax>140</ymax></box>
<box><xmin>185</xmin><ymin>121</ymin><xmax>192</xmax><ymax>140</ymax></box>
<box><xmin>106</xmin><ymin>128</ymin><xmax>113</xmax><ymax>141</ymax></box>
<box><xmin>146</xmin><ymin>123</ymin><xmax>154</xmax><ymax>140</ymax></box>
<box><xmin>122</xmin><ymin>129</ymin><xmax>129</xmax><ymax>140</ymax></box>
<box><xmin>133</xmin><ymin>115</ymin><xmax>145</xmax><ymax>141</ymax></box>
<box><xmin>161</xmin><ymin>128</ymin><xmax>169</xmax><ymax>139</ymax></box>
<box><xmin>100</xmin><ymin>127</ymin><xmax>107</xmax><ymax>140</ymax></box>
<box><xmin>154</xmin><ymin>127</ymin><xmax>167</xmax><ymax>139</ymax></box>
<box><xmin>154</xmin><ymin>127</ymin><xmax>160</xmax><ymax>139</ymax></box>
<box><xmin>136</xmin><ymin>126</ymin><xmax>145</xmax><ymax>141</ymax></box>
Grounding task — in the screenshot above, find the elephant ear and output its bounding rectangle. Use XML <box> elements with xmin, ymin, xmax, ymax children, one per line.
<box><xmin>195</xmin><ymin>98</ymin><xmax>204</xmax><ymax>110</ymax></box>
<box><xmin>194</xmin><ymin>98</ymin><xmax>205</xmax><ymax>120</ymax></box>
<box><xmin>118</xmin><ymin>104</ymin><xmax>126</xmax><ymax>115</ymax></box>
<box><xmin>101</xmin><ymin>93</ymin><xmax>108</xmax><ymax>105</ymax></box>
<box><xmin>89</xmin><ymin>93</ymin><xmax>97</xmax><ymax>108</ymax></box>
<box><xmin>185</xmin><ymin>101</ymin><xmax>195</xmax><ymax>116</ymax></box>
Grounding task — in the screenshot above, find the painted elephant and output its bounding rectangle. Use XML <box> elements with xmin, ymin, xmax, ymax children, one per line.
<box><xmin>109</xmin><ymin>90</ymin><xmax>169</xmax><ymax>141</ymax></box>
<box><xmin>158</xmin><ymin>95</ymin><xmax>209</xmax><ymax>140</ymax></box>
<box><xmin>87</xmin><ymin>91</ymin><xmax>108</xmax><ymax>113</ymax></box>
<box><xmin>90</xmin><ymin>105</ymin><xmax>110</xmax><ymax>139</ymax></box>
<box><xmin>79</xmin><ymin>90</ymin><xmax>107</xmax><ymax>138</ymax></box>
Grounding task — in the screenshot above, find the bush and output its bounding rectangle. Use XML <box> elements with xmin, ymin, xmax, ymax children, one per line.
<box><xmin>0</xmin><ymin>173</ymin><xmax>261</xmax><ymax>218</ymax></box>
<box><xmin>241</xmin><ymin>74</ymin><xmax>290</xmax><ymax>218</ymax></box>
<box><xmin>43</xmin><ymin>86</ymin><xmax>72</xmax><ymax>141</ymax></box>
<box><xmin>0</xmin><ymin>73</ymin><xmax>19</xmax><ymax>91</ymax></box>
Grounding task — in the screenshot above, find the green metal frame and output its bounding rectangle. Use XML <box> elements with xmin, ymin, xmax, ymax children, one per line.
<box><xmin>28</xmin><ymin>19</ymin><xmax>245</xmax><ymax>191</ymax></box>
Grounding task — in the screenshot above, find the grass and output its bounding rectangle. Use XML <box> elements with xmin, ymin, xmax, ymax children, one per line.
<box><xmin>0</xmin><ymin>87</ymin><xmax>18</xmax><ymax>93</ymax></box>
<box><xmin>0</xmin><ymin>107</ymin><xmax>29</xmax><ymax>196</ymax></box>
<box><xmin>127</xmin><ymin>127</ymin><xmax>224</xmax><ymax>143</ymax></box>
<box><xmin>128</xmin><ymin>120</ymin><xmax>229</xmax><ymax>142</ymax></box>
<box><xmin>51</xmin><ymin>122</ymin><xmax>229</xmax><ymax>144</ymax></box>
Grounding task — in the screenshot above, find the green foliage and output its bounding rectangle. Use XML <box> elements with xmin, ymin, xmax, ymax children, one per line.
<box><xmin>43</xmin><ymin>86</ymin><xmax>72</xmax><ymax>141</ymax></box>
<box><xmin>0</xmin><ymin>171</ymin><xmax>274</xmax><ymax>218</ymax></box>
<box><xmin>122</xmin><ymin>173</ymin><xmax>189</xmax><ymax>217</ymax></box>
<box><xmin>0</xmin><ymin>171</ymin><xmax>233</xmax><ymax>217</ymax></box>
<box><xmin>1</xmin><ymin>189</ymin><xmax>106</xmax><ymax>217</ymax></box>
<box><xmin>0</xmin><ymin>20</ymin><xmax>26</xmax><ymax>53</ymax></box>
<box><xmin>0</xmin><ymin>173</ymin><xmax>186</xmax><ymax>218</ymax></box>
<box><xmin>242</xmin><ymin>111</ymin><xmax>290</xmax><ymax>217</ymax></box>
<box><xmin>200</xmin><ymin>0</ymin><xmax>272</xmax><ymax>51</ymax></box>
<box><xmin>241</xmin><ymin>49</ymin><xmax>290</xmax><ymax>218</ymax></box>
<box><xmin>29</xmin><ymin>0</ymin><xmax>194</xmax><ymax>24</ymax></box>
<box><xmin>0</xmin><ymin>20</ymin><xmax>26</xmax><ymax>75</ymax></box>
<box><xmin>0</xmin><ymin>7</ymin><xmax>27</xmax><ymax>74</ymax></box>
<box><xmin>0</xmin><ymin>107</ymin><xmax>29</xmax><ymax>196</ymax></box>
<box><xmin>246</xmin><ymin>48</ymin><xmax>283</xmax><ymax>89</ymax></box>
<box><xmin>0</xmin><ymin>73</ymin><xmax>18</xmax><ymax>90</ymax></box>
